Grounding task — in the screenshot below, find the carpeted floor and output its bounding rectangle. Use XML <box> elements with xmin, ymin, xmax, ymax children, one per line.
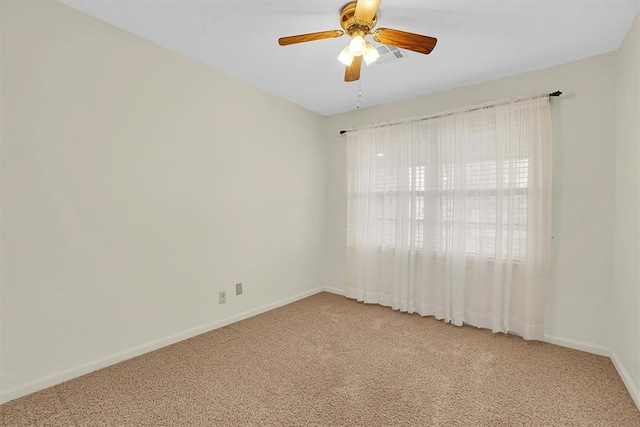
<box><xmin>2</xmin><ymin>292</ymin><xmax>639</xmax><ymax>426</ymax></box>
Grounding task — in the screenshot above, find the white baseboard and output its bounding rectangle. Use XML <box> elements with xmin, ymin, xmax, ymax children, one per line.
<box><xmin>323</xmin><ymin>286</ymin><xmax>346</xmax><ymax>296</ymax></box>
<box><xmin>610</xmin><ymin>351</ymin><xmax>640</xmax><ymax>411</ymax></box>
<box><xmin>0</xmin><ymin>287</ymin><xmax>324</xmax><ymax>404</ymax></box>
<box><xmin>542</xmin><ymin>334</ymin><xmax>611</xmax><ymax>357</ymax></box>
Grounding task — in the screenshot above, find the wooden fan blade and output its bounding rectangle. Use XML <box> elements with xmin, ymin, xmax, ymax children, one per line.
<box><xmin>278</xmin><ymin>30</ymin><xmax>344</xmax><ymax>46</ymax></box>
<box><xmin>354</xmin><ymin>0</ymin><xmax>381</xmax><ymax>24</ymax></box>
<box><xmin>345</xmin><ymin>55</ymin><xmax>363</xmax><ymax>82</ymax></box>
<box><xmin>373</xmin><ymin>28</ymin><xmax>437</xmax><ymax>55</ymax></box>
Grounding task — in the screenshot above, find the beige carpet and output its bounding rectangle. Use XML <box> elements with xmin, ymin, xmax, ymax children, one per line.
<box><xmin>2</xmin><ymin>292</ymin><xmax>639</xmax><ymax>426</ymax></box>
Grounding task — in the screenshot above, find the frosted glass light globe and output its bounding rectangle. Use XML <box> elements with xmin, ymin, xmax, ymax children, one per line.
<box><xmin>337</xmin><ymin>46</ymin><xmax>355</xmax><ymax>66</ymax></box>
<box><xmin>349</xmin><ymin>35</ymin><xmax>367</xmax><ymax>57</ymax></box>
<box><xmin>363</xmin><ymin>43</ymin><xmax>381</xmax><ymax>65</ymax></box>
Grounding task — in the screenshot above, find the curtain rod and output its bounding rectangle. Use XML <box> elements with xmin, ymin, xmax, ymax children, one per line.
<box><xmin>338</xmin><ymin>91</ymin><xmax>563</xmax><ymax>135</ymax></box>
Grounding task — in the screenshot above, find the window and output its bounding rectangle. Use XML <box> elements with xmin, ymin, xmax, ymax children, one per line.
<box><xmin>351</xmin><ymin>152</ymin><xmax>530</xmax><ymax>260</ymax></box>
<box><xmin>347</xmin><ymin>100</ymin><xmax>546</xmax><ymax>262</ymax></box>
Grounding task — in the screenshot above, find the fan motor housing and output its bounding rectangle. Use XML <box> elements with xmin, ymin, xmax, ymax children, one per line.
<box><xmin>340</xmin><ymin>1</ymin><xmax>377</xmax><ymax>35</ymax></box>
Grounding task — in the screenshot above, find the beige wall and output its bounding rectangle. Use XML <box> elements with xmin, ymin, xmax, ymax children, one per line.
<box><xmin>613</xmin><ymin>11</ymin><xmax>640</xmax><ymax>402</ymax></box>
<box><xmin>324</xmin><ymin>53</ymin><xmax>618</xmax><ymax>352</ymax></box>
<box><xmin>1</xmin><ymin>0</ymin><xmax>326</xmax><ymax>400</ymax></box>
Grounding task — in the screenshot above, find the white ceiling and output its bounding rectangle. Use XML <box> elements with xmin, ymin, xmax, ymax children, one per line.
<box><xmin>60</xmin><ymin>0</ymin><xmax>639</xmax><ymax>116</ymax></box>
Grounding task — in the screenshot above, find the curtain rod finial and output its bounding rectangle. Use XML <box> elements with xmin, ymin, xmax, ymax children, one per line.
<box><xmin>549</xmin><ymin>91</ymin><xmax>562</xmax><ymax>97</ymax></box>
<box><xmin>340</xmin><ymin>130</ymin><xmax>347</xmax><ymax>135</ymax></box>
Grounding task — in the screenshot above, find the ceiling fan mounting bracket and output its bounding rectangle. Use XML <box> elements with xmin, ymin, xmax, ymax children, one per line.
<box><xmin>340</xmin><ymin>1</ymin><xmax>377</xmax><ymax>36</ymax></box>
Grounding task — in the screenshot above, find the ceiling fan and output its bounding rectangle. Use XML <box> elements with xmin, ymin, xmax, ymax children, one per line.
<box><xmin>278</xmin><ymin>0</ymin><xmax>437</xmax><ymax>82</ymax></box>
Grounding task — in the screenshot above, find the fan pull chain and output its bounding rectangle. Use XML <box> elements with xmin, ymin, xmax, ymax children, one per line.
<box><xmin>357</xmin><ymin>80</ymin><xmax>362</xmax><ymax>109</ymax></box>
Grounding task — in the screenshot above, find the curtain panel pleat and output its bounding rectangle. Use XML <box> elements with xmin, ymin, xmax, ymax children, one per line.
<box><xmin>345</xmin><ymin>96</ymin><xmax>552</xmax><ymax>340</ymax></box>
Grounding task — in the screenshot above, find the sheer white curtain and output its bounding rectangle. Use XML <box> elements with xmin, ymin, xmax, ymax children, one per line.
<box><xmin>345</xmin><ymin>96</ymin><xmax>552</xmax><ymax>340</ymax></box>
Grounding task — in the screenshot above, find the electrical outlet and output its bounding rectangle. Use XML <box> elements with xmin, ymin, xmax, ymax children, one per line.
<box><xmin>219</xmin><ymin>291</ymin><xmax>226</xmax><ymax>304</ymax></box>
<box><xmin>235</xmin><ymin>282</ymin><xmax>243</xmax><ymax>296</ymax></box>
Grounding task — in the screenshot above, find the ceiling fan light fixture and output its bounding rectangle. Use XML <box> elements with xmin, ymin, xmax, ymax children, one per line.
<box><xmin>363</xmin><ymin>42</ymin><xmax>381</xmax><ymax>65</ymax></box>
<box><xmin>337</xmin><ymin>46</ymin><xmax>355</xmax><ymax>66</ymax></box>
<box><xmin>348</xmin><ymin>34</ymin><xmax>367</xmax><ymax>57</ymax></box>
<box><xmin>278</xmin><ymin>0</ymin><xmax>438</xmax><ymax>83</ymax></box>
